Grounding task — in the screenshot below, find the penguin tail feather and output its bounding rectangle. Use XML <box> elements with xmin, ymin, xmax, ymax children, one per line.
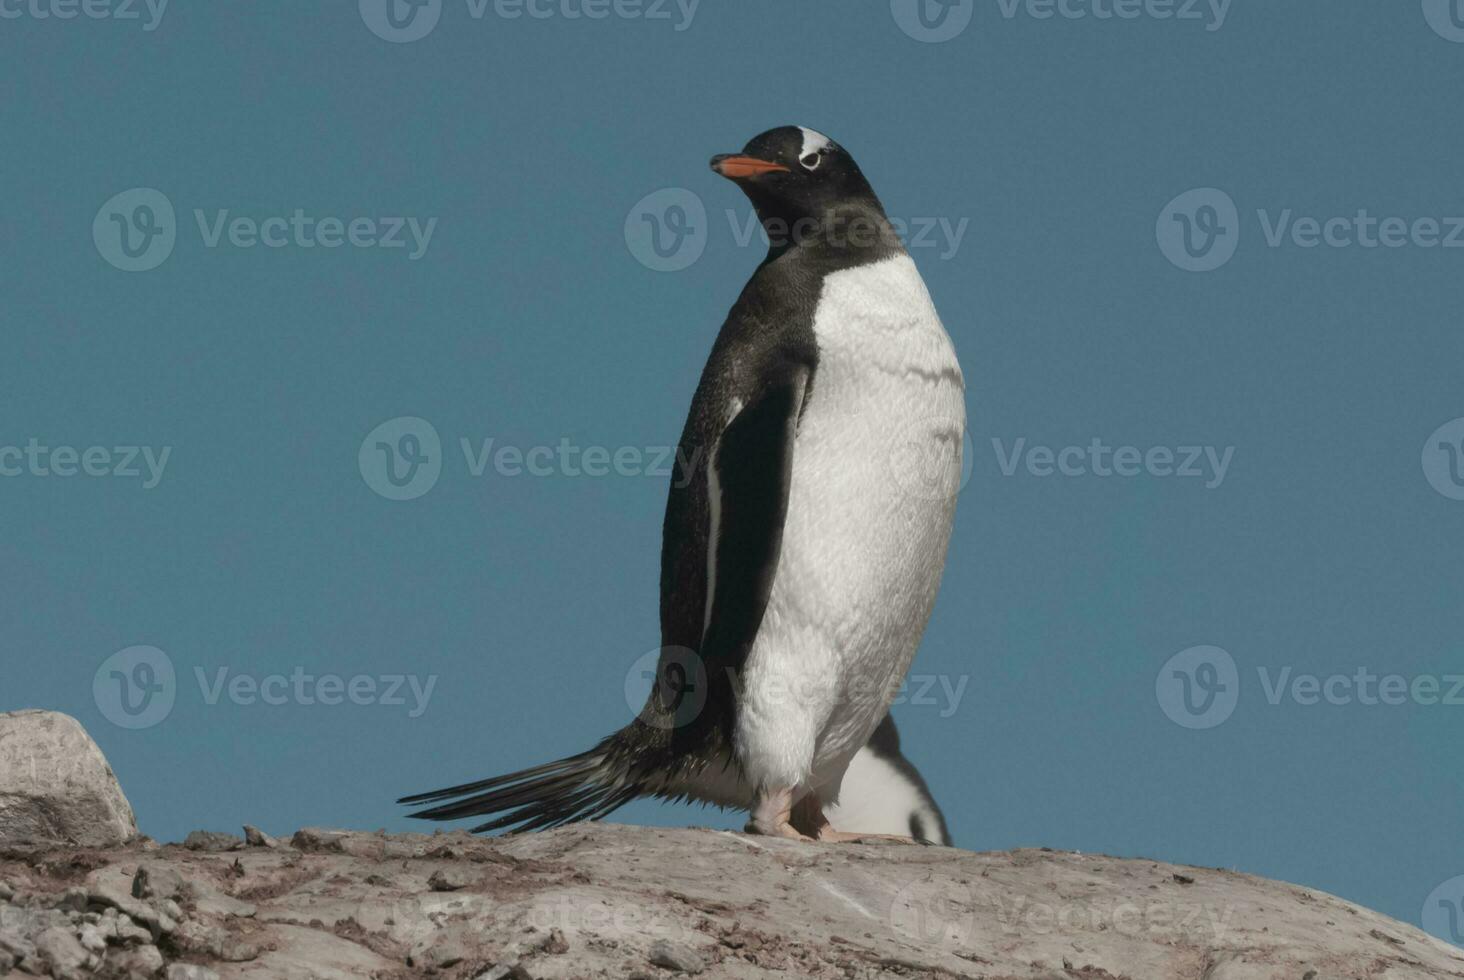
<box><xmin>397</xmin><ymin>734</ymin><xmax>647</xmax><ymax>835</ymax></box>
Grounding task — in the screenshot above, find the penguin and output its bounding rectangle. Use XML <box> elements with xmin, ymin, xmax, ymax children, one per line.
<box><xmin>400</xmin><ymin>125</ymin><xmax>966</xmax><ymax>842</ymax></box>
<box><xmin>823</xmin><ymin>714</ymin><xmax>952</xmax><ymax>846</ymax></box>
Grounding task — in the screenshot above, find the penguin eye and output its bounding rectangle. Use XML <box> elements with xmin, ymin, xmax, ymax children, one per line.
<box><xmin>800</xmin><ymin>152</ymin><xmax>822</xmax><ymax>171</ymax></box>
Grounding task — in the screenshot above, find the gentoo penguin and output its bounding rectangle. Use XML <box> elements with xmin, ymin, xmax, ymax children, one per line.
<box><xmin>401</xmin><ymin>125</ymin><xmax>966</xmax><ymax>841</ymax></box>
<box><xmin>823</xmin><ymin>715</ymin><xmax>952</xmax><ymax>846</ymax></box>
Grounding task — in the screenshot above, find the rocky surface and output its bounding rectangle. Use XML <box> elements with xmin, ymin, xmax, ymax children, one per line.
<box><xmin>0</xmin><ymin>711</ymin><xmax>137</xmax><ymax>850</ymax></box>
<box><xmin>0</xmin><ymin>822</ymin><xmax>1460</xmax><ymax>979</ymax></box>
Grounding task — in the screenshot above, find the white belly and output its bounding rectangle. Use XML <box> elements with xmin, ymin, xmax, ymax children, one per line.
<box><xmin>735</xmin><ymin>254</ymin><xmax>966</xmax><ymax>795</ymax></box>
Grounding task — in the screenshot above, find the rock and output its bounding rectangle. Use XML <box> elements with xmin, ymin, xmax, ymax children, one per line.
<box><xmin>421</xmin><ymin>938</ymin><xmax>469</xmax><ymax>969</ymax></box>
<box><xmin>183</xmin><ymin>831</ymin><xmax>242</xmax><ymax>853</ymax></box>
<box><xmin>85</xmin><ymin>884</ymin><xmax>176</xmax><ymax>940</ymax></box>
<box><xmin>647</xmin><ymin>938</ymin><xmax>706</xmax><ymax>974</ymax></box>
<box><xmin>1</xmin><ymin>823</ymin><xmax>1461</xmax><ymax>979</ymax></box>
<box><xmin>477</xmin><ymin>966</ymin><xmax>532</xmax><ymax>980</ymax></box>
<box><xmin>0</xmin><ymin>928</ymin><xmax>35</xmax><ymax>965</ymax></box>
<box><xmin>427</xmin><ymin>866</ymin><xmax>474</xmax><ymax>891</ymax></box>
<box><xmin>34</xmin><ymin>926</ymin><xmax>93</xmax><ymax>979</ymax></box>
<box><xmin>165</xmin><ymin>966</ymin><xmax>220</xmax><ymax>980</ymax></box>
<box><xmin>173</xmin><ymin>920</ymin><xmax>259</xmax><ymax>962</ymax></box>
<box><xmin>111</xmin><ymin>943</ymin><xmax>164</xmax><ymax>977</ymax></box>
<box><xmin>56</xmin><ymin>888</ymin><xmax>90</xmax><ymax>913</ymax></box>
<box><xmin>77</xmin><ymin>922</ymin><xmax>108</xmax><ymax>954</ymax></box>
<box><xmin>0</xmin><ymin>710</ymin><xmax>137</xmax><ymax>848</ymax></box>
<box><xmin>113</xmin><ymin>914</ymin><xmax>156</xmax><ymax>946</ymax></box>
<box><xmin>241</xmin><ymin>825</ymin><xmax>277</xmax><ymax>848</ymax></box>
<box><xmin>288</xmin><ymin>827</ymin><xmax>346</xmax><ymax>852</ymax></box>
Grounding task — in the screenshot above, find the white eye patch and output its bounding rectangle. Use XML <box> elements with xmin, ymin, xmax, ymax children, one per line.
<box><xmin>798</xmin><ymin>127</ymin><xmax>832</xmax><ymax>160</ymax></box>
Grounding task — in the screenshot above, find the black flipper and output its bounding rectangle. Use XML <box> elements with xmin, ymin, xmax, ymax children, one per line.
<box><xmin>398</xmin><ymin>362</ymin><xmax>811</xmax><ymax>834</ymax></box>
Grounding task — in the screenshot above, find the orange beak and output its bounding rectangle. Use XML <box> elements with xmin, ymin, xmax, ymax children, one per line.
<box><xmin>711</xmin><ymin>154</ymin><xmax>791</xmax><ymax>180</ymax></box>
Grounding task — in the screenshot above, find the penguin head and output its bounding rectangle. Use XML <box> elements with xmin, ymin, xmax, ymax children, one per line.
<box><xmin>710</xmin><ymin>126</ymin><xmax>883</xmax><ymax>229</ymax></box>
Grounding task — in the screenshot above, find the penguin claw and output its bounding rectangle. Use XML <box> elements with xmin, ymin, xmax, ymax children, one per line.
<box><xmin>744</xmin><ymin>819</ymin><xmax>816</xmax><ymax>842</ymax></box>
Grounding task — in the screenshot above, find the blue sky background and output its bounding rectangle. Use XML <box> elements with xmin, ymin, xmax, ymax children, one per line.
<box><xmin>3</xmin><ymin>0</ymin><xmax>1462</xmax><ymax>945</ymax></box>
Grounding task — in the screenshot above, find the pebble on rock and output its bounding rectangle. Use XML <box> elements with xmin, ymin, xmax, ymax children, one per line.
<box><xmin>647</xmin><ymin>939</ymin><xmax>706</xmax><ymax>975</ymax></box>
<box><xmin>428</xmin><ymin>867</ymin><xmax>474</xmax><ymax>892</ymax></box>
<box><xmin>242</xmin><ymin>824</ymin><xmax>278</xmax><ymax>848</ymax></box>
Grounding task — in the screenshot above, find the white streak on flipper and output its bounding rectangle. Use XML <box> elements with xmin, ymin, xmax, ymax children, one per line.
<box><xmin>701</xmin><ymin>398</ymin><xmax>745</xmax><ymax>641</ymax></box>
